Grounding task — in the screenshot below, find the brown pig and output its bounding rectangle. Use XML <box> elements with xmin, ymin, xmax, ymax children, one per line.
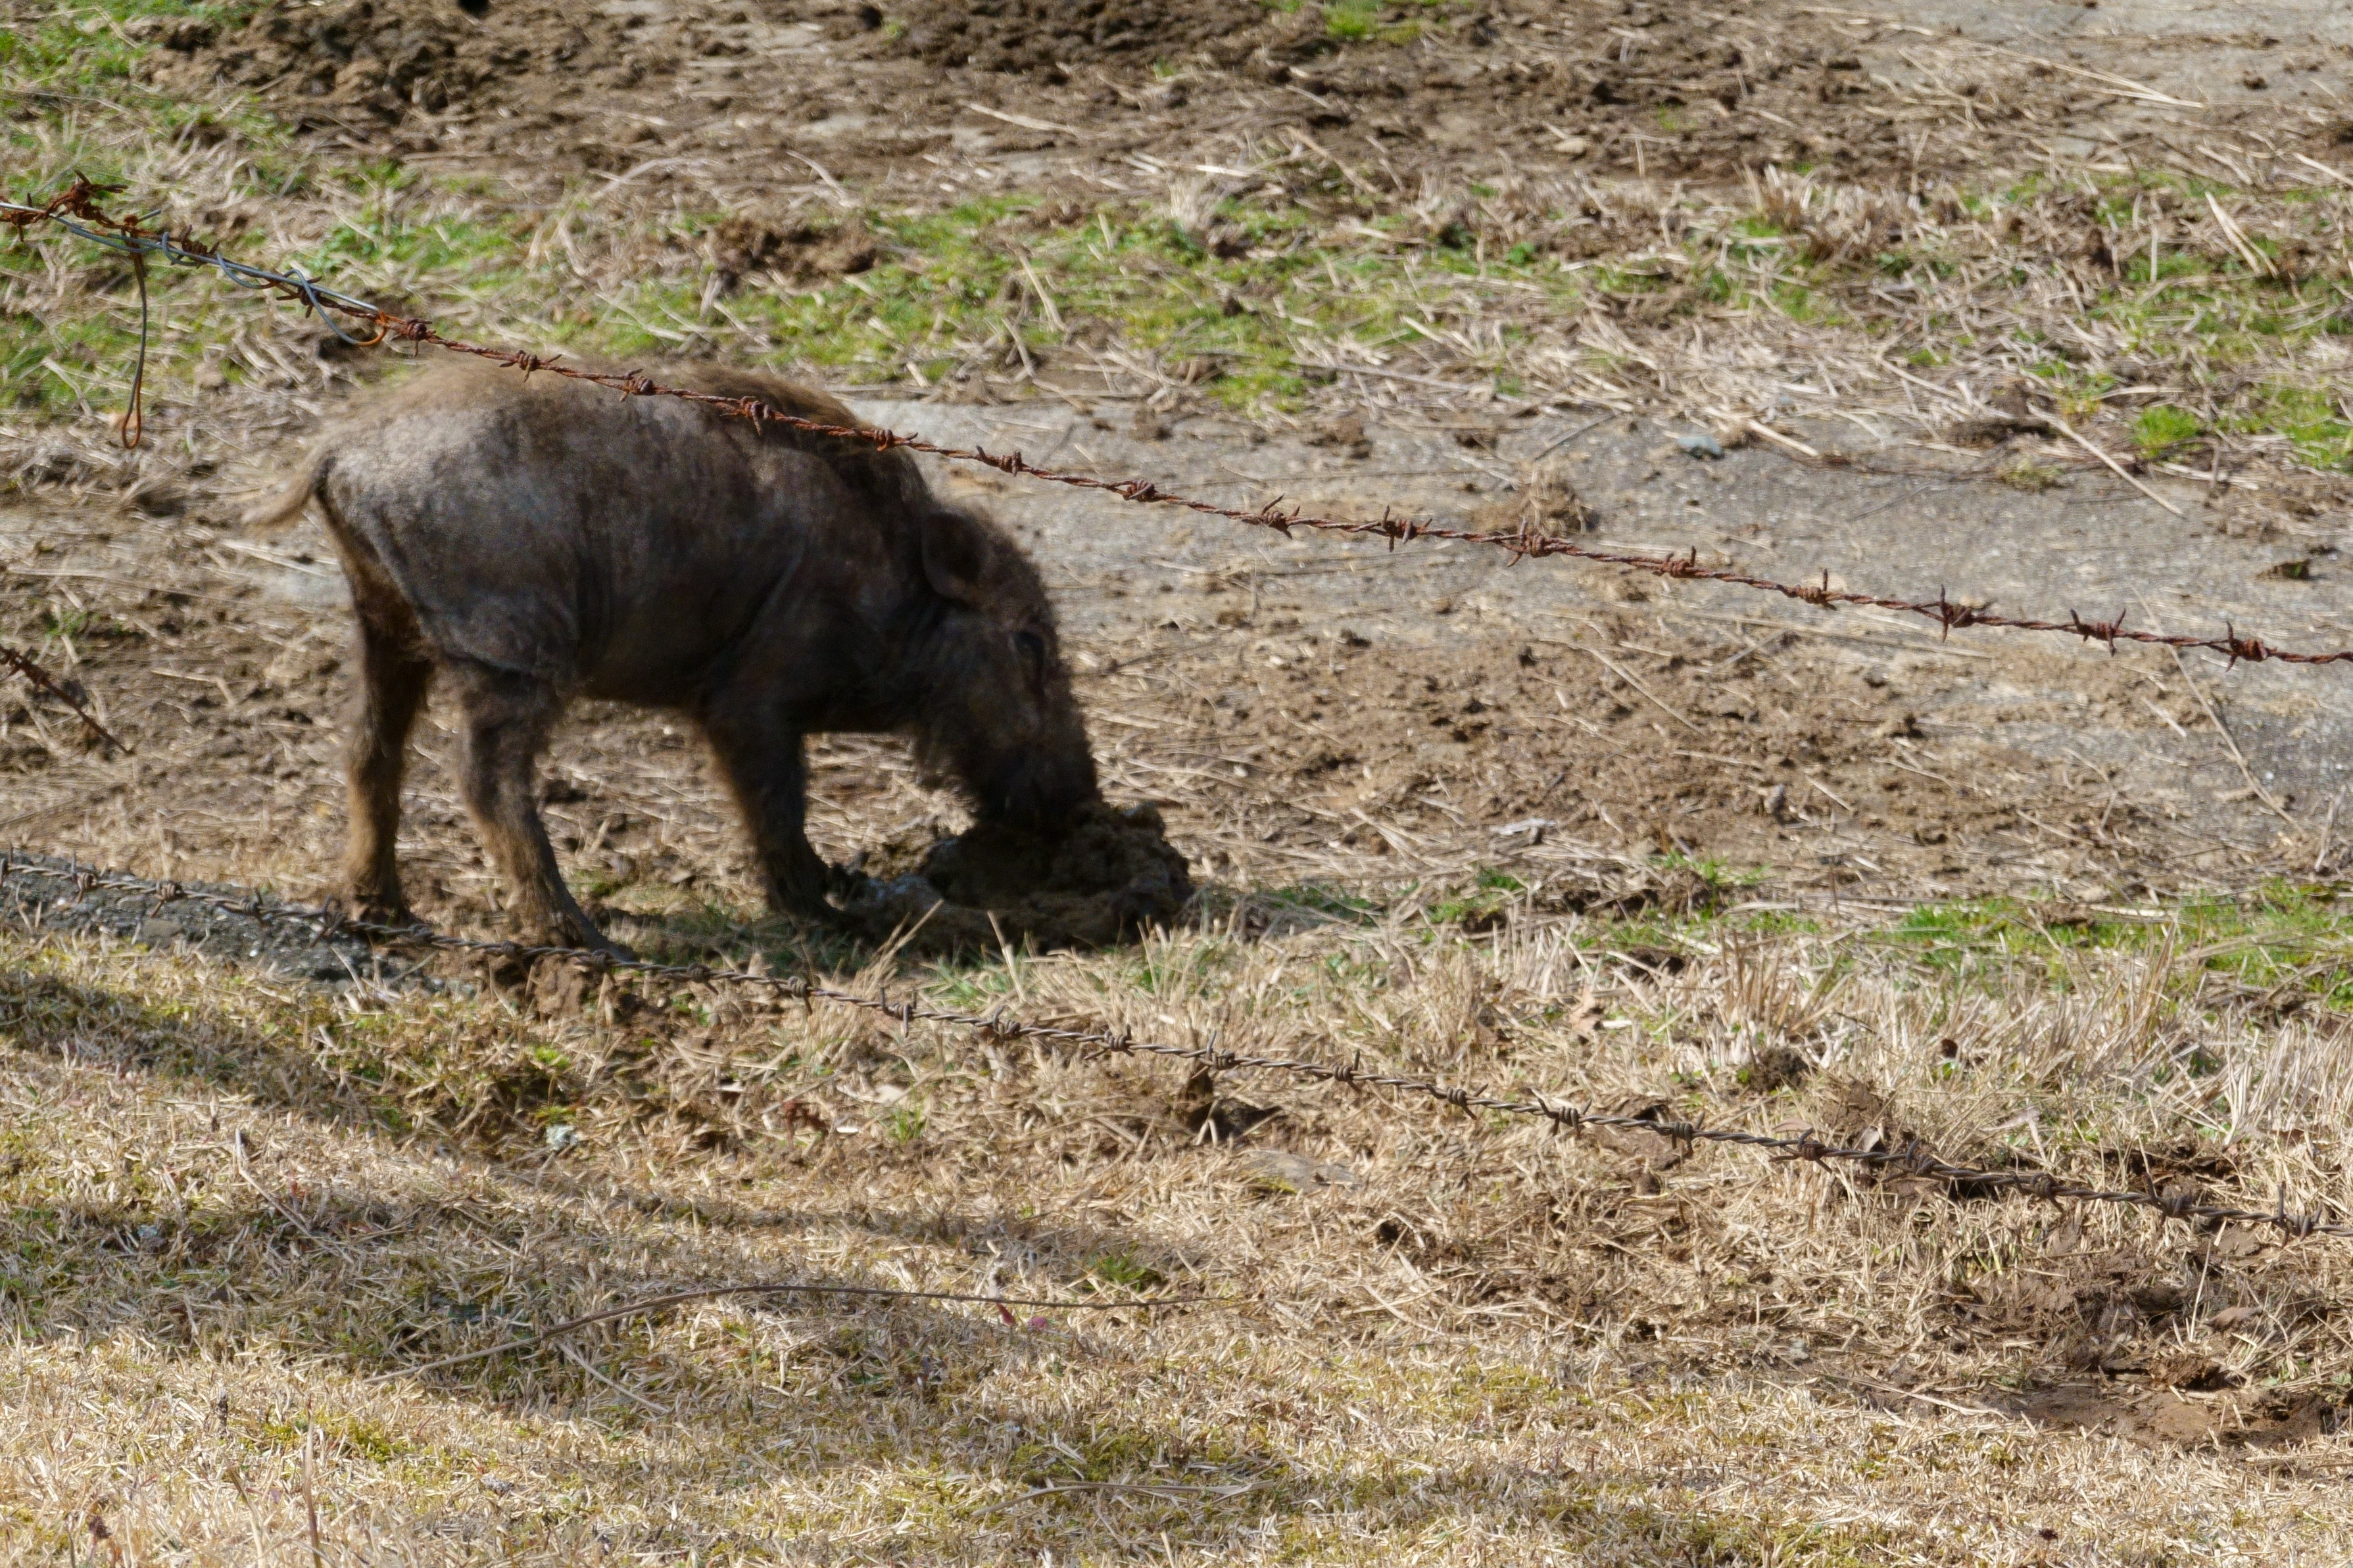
<box><xmin>242</xmin><ymin>358</ymin><xmax>1100</xmax><ymax>953</ymax></box>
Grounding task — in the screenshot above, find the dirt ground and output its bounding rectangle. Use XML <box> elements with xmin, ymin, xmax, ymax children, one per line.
<box><xmin>11</xmin><ymin>0</ymin><xmax>2353</xmax><ymax>1561</ymax></box>
<box><xmin>147</xmin><ymin>0</ymin><xmax>2353</xmax><ymax>194</ymax></box>
<box><xmin>2</xmin><ymin>387</ymin><xmax>2342</xmax><ymax>940</ymax></box>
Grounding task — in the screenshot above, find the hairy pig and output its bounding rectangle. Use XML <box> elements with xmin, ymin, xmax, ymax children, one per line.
<box><xmin>242</xmin><ymin>358</ymin><xmax>1100</xmax><ymax>953</ymax></box>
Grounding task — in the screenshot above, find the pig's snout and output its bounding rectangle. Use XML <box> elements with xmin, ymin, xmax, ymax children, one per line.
<box><xmin>975</xmin><ymin>717</ymin><xmax>1100</xmax><ymax>830</ymax></box>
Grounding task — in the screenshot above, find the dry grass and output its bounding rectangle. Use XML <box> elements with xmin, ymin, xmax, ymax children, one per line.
<box><xmin>7</xmin><ymin>893</ymin><xmax>2353</xmax><ymax>1562</ymax></box>
<box><xmin>12</xmin><ymin>6</ymin><xmax>2353</xmax><ymax>1560</ymax></box>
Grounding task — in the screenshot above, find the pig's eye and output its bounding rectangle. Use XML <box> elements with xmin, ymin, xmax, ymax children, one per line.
<box><xmin>1014</xmin><ymin>629</ymin><xmax>1047</xmax><ymax>680</ymax></box>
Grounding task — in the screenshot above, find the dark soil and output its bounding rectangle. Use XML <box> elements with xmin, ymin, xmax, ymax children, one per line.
<box><xmin>836</xmin><ymin>800</ymin><xmax>1194</xmax><ymax>953</ymax></box>
<box><xmin>151</xmin><ymin>0</ymin><xmax>2348</xmax><ymax>199</ymax></box>
<box><xmin>166</xmin><ymin>0</ymin><xmax>518</xmax><ymax>121</ymax></box>
<box><xmin>888</xmin><ymin>0</ymin><xmax>1263</xmax><ymax>78</ymax></box>
<box><xmin>706</xmin><ymin>213</ymin><xmax>879</xmax><ymax>291</ymax></box>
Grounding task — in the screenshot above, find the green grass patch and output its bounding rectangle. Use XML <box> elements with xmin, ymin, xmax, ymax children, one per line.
<box><xmin>1428</xmin><ymin>867</ymin><xmax>1524</xmax><ymax>930</ymax></box>
<box><xmin>2133</xmin><ymin>402</ymin><xmax>2202</xmax><ymax>456</ymax></box>
<box><xmin>929</xmin><ymin>960</ymin><xmax>1020</xmax><ymax>1014</ymax></box>
<box><xmin>1716</xmin><ymin>169</ymin><xmax>2353</xmax><ymax>469</ymax></box>
<box><xmin>1997</xmin><ymin>458</ymin><xmax>2064</xmax><ymax>492</ymax></box>
<box><xmin>1876</xmin><ymin>884</ymin><xmax>2353</xmax><ymax>1005</ymax></box>
<box><xmin>1518</xmin><ymin>878</ymin><xmax>2353</xmax><ymax>1017</ymax></box>
<box><xmin>1322</xmin><ymin>0</ymin><xmax>1380</xmax><ymax>40</ymax></box>
<box><xmin>1263</xmin><ymin>0</ymin><xmax>1453</xmax><ymax>43</ymax></box>
<box><xmin>1649</xmin><ymin>851</ymin><xmax>1764</xmax><ymax>893</ymax></box>
<box><xmin>2122</xmin><ymin>249</ymin><xmax>2208</xmax><ymax>285</ymax></box>
<box><xmin>883</xmin><ymin>1099</ymin><xmax>927</xmax><ymax>1145</ymax></box>
<box><xmin>2248</xmin><ymin>382</ymin><xmax>2353</xmax><ymax>469</ymax></box>
<box><xmin>1256</xmin><ymin>882</ymin><xmax>1385</xmax><ymax>924</ymax></box>
<box><xmin>0</xmin><ymin>0</ymin><xmax>255</xmax><ymax>97</ymax></box>
<box><xmin>3</xmin><ymin>149</ymin><xmax>1592</xmax><ymax>416</ymax></box>
<box><xmin>1082</xmin><ymin>1249</ymin><xmax>1165</xmax><ymax>1291</ymax></box>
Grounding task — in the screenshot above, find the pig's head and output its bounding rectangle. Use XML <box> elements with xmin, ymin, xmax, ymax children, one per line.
<box><xmin>903</xmin><ymin>505</ymin><xmax>1100</xmax><ymax>830</ymax></box>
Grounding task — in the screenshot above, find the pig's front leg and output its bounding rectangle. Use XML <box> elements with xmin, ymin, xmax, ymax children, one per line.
<box><xmin>448</xmin><ymin>663</ymin><xmax>630</xmax><ymax>956</ymax></box>
<box><xmin>703</xmin><ymin>703</ymin><xmax>835</xmax><ymax>922</ymax></box>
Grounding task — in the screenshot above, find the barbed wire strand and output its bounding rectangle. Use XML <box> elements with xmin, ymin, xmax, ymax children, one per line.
<box><xmin>7</xmin><ymin>179</ymin><xmax>2350</xmax><ymax>673</ymax></box>
<box><xmin>5</xmin><ymin>852</ymin><xmax>2342</xmax><ymax>1243</ymax></box>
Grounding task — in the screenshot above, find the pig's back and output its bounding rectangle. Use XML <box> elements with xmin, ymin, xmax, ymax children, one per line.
<box><xmin>316</xmin><ymin>360</ymin><xmax>915</xmax><ymax>698</ymax></box>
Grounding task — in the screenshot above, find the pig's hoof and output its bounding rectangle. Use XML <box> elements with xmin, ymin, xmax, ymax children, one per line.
<box><xmin>780</xmin><ymin>900</ymin><xmax>855</xmax><ymax>934</ymax></box>
<box><xmin>327</xmin><ymin>890</ymin><xmax>414</xmax><ymax>930</ymax></box>
<box><xmin>769</xmin><ymin>879</ymin><xmax>854</xmax><ymax>930</ymax></box>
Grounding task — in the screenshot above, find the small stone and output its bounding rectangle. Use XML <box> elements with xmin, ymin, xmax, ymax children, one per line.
<box><xmin>1674</xmin><ymin>432</ymin><xmax>1726</xmax><ymax>460</ymax></box>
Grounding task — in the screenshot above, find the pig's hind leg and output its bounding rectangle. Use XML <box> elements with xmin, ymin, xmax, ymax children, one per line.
<box><xmin>702</xmin><ymin>701</ymin><xmax>835</xmax><ymax>923</ymax></box>
<box><xmin>341</xmin><ymin>611</ymin><xmax>431</xmax><ymax>923</ymax></box>
<box><xmin>447</xmin><ymin>663</ymin><xmax>625</xmax><ymax>955</ymax></box>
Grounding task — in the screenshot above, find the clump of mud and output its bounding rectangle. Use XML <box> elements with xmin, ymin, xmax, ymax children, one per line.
<box><xmin>708</xmin><ymin>214</ymin><xmax>879</xmax><ymax>292</ymax></box>
<box><xmin>836</xmin><ymin>801</ymin><xmax>1192</xmax><ymax>953</ymax></box>
<box><xmin>888</xmin><ymin>0</ymin><xmax>1262</xmax><ymax>77</ymax></box>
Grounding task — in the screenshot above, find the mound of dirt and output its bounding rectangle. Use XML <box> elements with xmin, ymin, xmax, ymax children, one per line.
<box><xmin>886</xmin><ymin>0</ymin><xmax>1263</xmax><ymax>76</ymax></box>
<box><xmin>837</xmin><ymin>801</ymin><xmax>1192</xmax><ymax>953</ymax></box>
<box><xmin>152</xmin><ymin>0</ymin><xmax>627</xmax><ymax>127</ymax></box>
<box><xmin>707</xmin><ymin>214</ymin><xmax>879</xmax><ymax>291</ymax></box>
<box><xmin>168</xmin><ymin>0</ymin><xmax>482</xmax><ymax>118</ymax></box>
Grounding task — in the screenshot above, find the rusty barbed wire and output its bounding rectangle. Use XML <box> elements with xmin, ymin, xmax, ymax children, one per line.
<box><xmin>9</xmin><ymin>178</ymin><xmax>2353</xmax><ymax>672</ymax></box>
<box><xmin>5</xmin><ymin>851</ymin><xmax>2345</xmax><ymax>1244</ymax></box>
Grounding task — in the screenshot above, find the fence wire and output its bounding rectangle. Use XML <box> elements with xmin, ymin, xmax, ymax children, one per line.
<box><xmin>7</xmin><ymin>178</ymin><xmax>2352</xmax><ymax>671</ymax></box>
<box><xmin>6</xmin><ymin>853</ymin><xmax>2345</xmax><ymax>1243</ymax></box>
<box><xmin>7</xmin><ymin>178</ymin><xmax>2352</xmax><ymax>1244</ymax></box>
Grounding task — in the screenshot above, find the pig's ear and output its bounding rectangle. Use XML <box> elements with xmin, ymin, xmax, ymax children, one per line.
<box><xmin>919</xmin><ymin>508</ymin><xmax>991</xmax><ymax>604</ymax></box>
